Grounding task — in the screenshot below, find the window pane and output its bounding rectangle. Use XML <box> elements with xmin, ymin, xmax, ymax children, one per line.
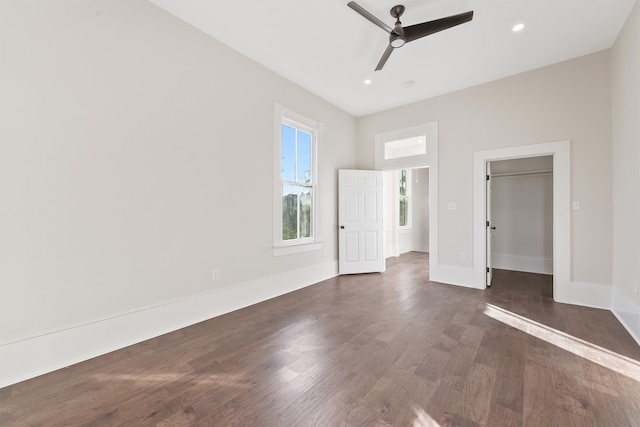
<box><xmin>297</xmin><ymin>130</ymin><xmax>311</xmax><ymax>183</ymax></box>
<box><xmin>282</xmin><ymin>184</ymin><xmax>298</xmax><ymax>240</ymax></box>
<box><xmin>300</xmin><ymin>187</ymin><xmax>312</xmax><ymax>238</ymax></box>
<box><xmin>400</xmin><ymin>170</ymin><xmax>407</xmax><ymax>196</ymax></box>
<box><xmin>384</xmin><ymin>136</ymin><xmax>427</xmax><ymax>160</ymax></box>
<box><xmin>281</xmin><ymin>124</ymin><xmax>296</xmax><ymax>182</ymax></box>
<box><xmin>400</xmin><ymin>170</ymin><xmax>408</xmax><ymax>227</ymax></box>
<box><xmin>400</xmin><ymin>198</ymin><xmax>408</xmax><ymax>227</ymax></box>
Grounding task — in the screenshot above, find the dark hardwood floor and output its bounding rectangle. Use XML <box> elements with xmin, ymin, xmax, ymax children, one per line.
<box><xmin>2</xmin><ymin>252</ymin><xmax>639</xmax><ymax>426</ymax></box>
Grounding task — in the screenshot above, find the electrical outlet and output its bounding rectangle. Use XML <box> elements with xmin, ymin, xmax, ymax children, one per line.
<box><xmin>212</xmin><ymin>270</ymin><xmax>220</xmax><ymax>281</ymax></box>
<box><xmin>460</xmin><ymin>252</ymin><xmax>467</xmax><ymax>261</ymax></box>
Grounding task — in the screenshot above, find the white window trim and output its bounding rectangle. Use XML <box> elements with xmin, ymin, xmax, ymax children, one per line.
<box><xmin>273</xmin><ymin>103</ymin><xmax>323</xmax><ymax>256</ymax></box>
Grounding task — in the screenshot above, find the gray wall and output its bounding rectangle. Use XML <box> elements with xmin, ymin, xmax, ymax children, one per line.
<box><xmin>0</xmin><ymin>0</ymin><xmax>357</xmax><ymax>345</ymax></box>
<box><xmin>612</xmin><ymin>1</ymin><xmax>640</xmax><ymax>308</ymax></box>
<box><xmin>357</xmin><ymin>50</ymin><xmax>613</xmax><ymax>288</ymax></box>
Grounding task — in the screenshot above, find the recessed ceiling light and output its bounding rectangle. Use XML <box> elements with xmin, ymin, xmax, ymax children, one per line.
<box><xmin>512</xmin><ymin>23</ymin><xmax>525</xmax><ymax>32</ymax></box>
<box><xmin>364</xmin><ymin>79</ymin><xmax>372</xmax><ymax>85</ymax></box>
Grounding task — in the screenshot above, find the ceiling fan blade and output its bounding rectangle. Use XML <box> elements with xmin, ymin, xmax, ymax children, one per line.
<box><xmin>375</xmin><ymin>44</ymin><xmax>394</xmax><ymax>71</ymax></box>
<box><xmin>347</xmin><ymin>1</ymin><xmax>393</xmax><ymax>34</ymax></box>
<box><xmin>404</xmin><ymin>11</ymin><xmax>473</xmax><ymax>43</ymax></box>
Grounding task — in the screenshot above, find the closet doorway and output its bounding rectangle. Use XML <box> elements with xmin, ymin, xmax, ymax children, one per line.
<box><xmin>489</xmin><ymin>156</ymin><xmax>554</xmax><ymax>276</ymax></box>
<box><xmin>473</xmin><ymin>140</ymin><xmax>570</xmax><ymax>301</ymax></box>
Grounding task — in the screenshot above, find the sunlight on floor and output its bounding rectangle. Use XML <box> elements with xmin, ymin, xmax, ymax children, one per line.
<box><xmin>483</xmin><ymin>303</ymin><xmax>640</xmax><ymax>382</ymax></box>
<box><xmin>412</xmin><ymin>405</ymin><xmax>442</xmax><ymax>427</ymax></box>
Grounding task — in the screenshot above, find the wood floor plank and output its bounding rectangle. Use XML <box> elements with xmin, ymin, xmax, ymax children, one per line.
<box><xmin>554</xmin><ymin>408</ymin><xmax>598</xmax><ymax>427</ymax></box>
<box><xmin>300</xmin><ymin>370</ymin><xmax>381</xmax><ymax>427</ymax></box>
<box><xmin>339</xmin><ymin>355</ymin><xmax>437</xmax><ymax>427</ymax></box>
<box><xmin>486</xmin><ymin>402</ymin><xmax>523</xmax><ymax>427</ymax></box>
<box><xmin>1</xmin><ymin>253</ymin><xmax>639</xmax><ymax>426</ymax></box>
<box><xmin>615</xmin><ymin>375</ymin><xmax>640</xmax><ymax>427</ymax></box>
<box><xmin>523</xmin><ymin>363</ymin><xmax>559</xmax><ymax>427</ymax></box>
<box><xmin>460</xmin><ymin>363</ymin><xmax>496</xmax><ymax>424</ymax></box>
<box><xmin>552</xmin><ymin>369</ymin><xmax>594</xmax><ymax>419</ymax></box>
<box><xmin>589</xmin><ymin>388</ymin><xmax>633</xmax><ymax>427</ymax></box>
<box><xmin>423</xmin><ymin>379</ymin><xmax>462</xmax><ymax>426</ymax></box>
<box><xmin>155</xmin><ymin>405</ymin><xmax>204</xmax><ymax>426</ymax></box>
<box><xmin>441</xmin><ymin>342</ymin><xmax>478</xmax><ymax>389</ymax></box>
<box><xmin>580</xmin><ymin>357</ymin><xmax>623</xmax><ymax>398</ymax></box>
<box><xmin>486</xmin><ymin>327</ymin><xmax>526</xmax><ymax>413</ymax></box>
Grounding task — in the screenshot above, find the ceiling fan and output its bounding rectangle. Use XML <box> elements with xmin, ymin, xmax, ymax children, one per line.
<box><xmin>347</xmin><ymin>1</ymin><xmax>474</xmax><ymax>71</ymax></box>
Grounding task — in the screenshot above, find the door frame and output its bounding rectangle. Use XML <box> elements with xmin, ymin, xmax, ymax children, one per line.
<box><xmin>486</xmin><ymin>162</ymin><xmax>493</xmax><ymax>287</ymax></box>
<box><xmin>472</xmin><ymin>140</ymin><xmax>571</xmax><ymax>302</ymax></box>
<box><xmin>374</xmin><ymin>122</ymin><xmax>439</xmax><ymax>277</ymax></box>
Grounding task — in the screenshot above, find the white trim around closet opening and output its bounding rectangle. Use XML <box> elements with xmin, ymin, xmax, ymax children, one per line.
<box><xmin>472</xmin><ymin>140</ymin><xmax>571</xmax><ymax>302</ymax></box>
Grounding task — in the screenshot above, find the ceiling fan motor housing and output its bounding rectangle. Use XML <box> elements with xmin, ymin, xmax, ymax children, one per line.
<box><xmin>390</xmin><ymin>5</ymin><xmax>406</xmax><ymax>47</ymax></box>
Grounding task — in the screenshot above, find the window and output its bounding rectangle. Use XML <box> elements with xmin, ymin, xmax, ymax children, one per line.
<box><xmin>384</xmin><ymin>136</ymin><xmax>427</xmax><ymax>160</ymax></box>
<box><xmin>399</xmin><ymin>169</ymin><xmax>411</xmax><ymax>228</ymax></box>
<box><xmin>374</xmin><ymin>123</ymin><xmax>436</xmax><ymax>171</ymax></box>
<box><xmin>273</xmin><ymin>104</ymin><xmax>322</xmax><ymax>254</ymax></box>
<box><xmin>281</xmin><ymin>122</ymin><xmax>313</xmax><ymax>241</ymax></box>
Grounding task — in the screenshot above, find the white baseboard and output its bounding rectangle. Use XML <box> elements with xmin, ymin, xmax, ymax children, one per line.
<box><xmin>492</xmin><ymin>253</ymin><xmax>553</xmax><ymax>275</ymax></box>
<box><xmin>612</xmin><ymin>288</ymin><xmax>640</xmax><ymax>346</ymax></box>
<box><xmin>0</xmin><ymin>261</ymin><xmax>338</xmax><ymax>388</ymax></box>
<box><xmin>564</xmin><ymin>281</ymin><xmax>612</xmax><ymax>310</ymax></box>
<box><xmin>430</xmin><ymin>264</ymin><xmax>483</xmax><ymax>289</ymax></box>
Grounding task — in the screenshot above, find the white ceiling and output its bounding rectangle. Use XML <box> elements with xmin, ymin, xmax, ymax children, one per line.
<box><xmin>149</xmin><ymin>0</ymin><xmax>636</xmax><ymax>117</ymax></box>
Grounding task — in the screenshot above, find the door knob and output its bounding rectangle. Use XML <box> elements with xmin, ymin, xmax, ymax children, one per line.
<box><xmin>491</xmin><ymin>226</ymin><xmax>496</xmax><ymax>230</ymax></box>
<box><xmin>340</xmin><ymin>225</ymin><xmax>345</xmax><ymax>229</ymax></box>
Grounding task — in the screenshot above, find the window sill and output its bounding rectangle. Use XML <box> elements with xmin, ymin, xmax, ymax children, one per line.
<box><xmin>273</xmin><ymin>241</ymin><xmax>323</xmax><ymax>256</ymax></box>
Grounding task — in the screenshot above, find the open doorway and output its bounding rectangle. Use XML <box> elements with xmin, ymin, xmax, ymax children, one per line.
<box><xmin>374</xmin><ymin>122</ymin><xmax>438</xmax><ymax>278</ymax></box>
<box><xmin>383</xmin><ymin>168</ymin><xmax>429</xmax><ymax>259</ymax></box>
<box><xmin>473</xmin><ymin>140</ymin><xmax>571</xmax><ymax>302</ymax></box>
<box><xmin>489</xmin><ymin>156</ymin><xmax>554</xmax><ymax>277</ymax></box>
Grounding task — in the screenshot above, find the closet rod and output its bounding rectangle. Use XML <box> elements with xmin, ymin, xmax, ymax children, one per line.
<box><xmin>492</xmin><ymin>169</ymin><xmax>553</xmax><ymax>178</ymax></box>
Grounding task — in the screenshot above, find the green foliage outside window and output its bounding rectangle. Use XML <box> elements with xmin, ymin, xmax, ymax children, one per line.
<box><xmin>399</xmin><ymin>170</ymin><xmax>409</xmax><ymax>227</ymax></box>
<box><xmin>282</xmin><ymin>188</ymin><xmax>312</xmax><ymax>241</ymax></box>
<box><xmin>281</xmin><ymin>123</ymin><xmax>313</xmax><ymax>241</ymax></box>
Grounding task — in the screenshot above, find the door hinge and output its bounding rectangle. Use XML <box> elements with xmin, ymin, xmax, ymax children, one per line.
<box><xmin>486</xmin><ymin>220</ymin><xmax>490</xmax><ymax>227</ymax></box>
<box><xmin>486</xmin><ymin>174</ymin><xmax>490</xmax><ymax>181</ymax></box>
<box><xmin>486</xmin><ymin>267</ymin><xmax>490</xmax><ymax>273</ymax></box>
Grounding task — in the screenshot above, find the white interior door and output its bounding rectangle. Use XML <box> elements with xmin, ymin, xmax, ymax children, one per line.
<box><xmin>339</xmin><ymin>169</ymin><xmax>385</xmax><ymax>274</ymax></box>
<box><xmin>486</xmin><ymin>162</ymin><xmax>493</xmax><ymax>287</ymax></box>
